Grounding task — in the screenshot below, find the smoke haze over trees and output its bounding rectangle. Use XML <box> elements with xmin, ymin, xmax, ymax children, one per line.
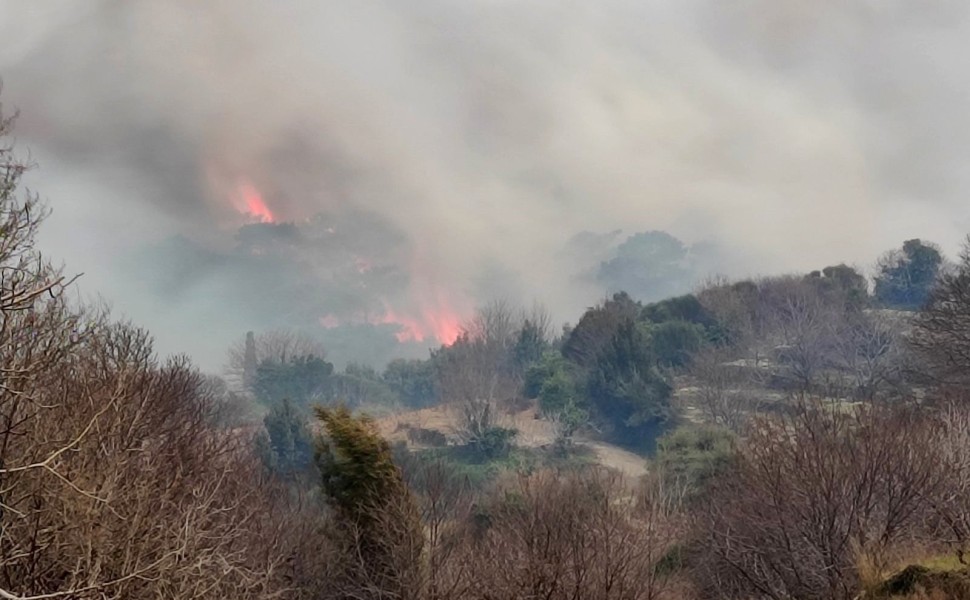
<box><xmin>7</xmin><ymin>98</ymin><xmax>970</xmax><ymax>600</ymax></box>
<box><xmin>3</xmin><ymin>1</ymin><xmax>970</xmax><ymax>368</ymax></box>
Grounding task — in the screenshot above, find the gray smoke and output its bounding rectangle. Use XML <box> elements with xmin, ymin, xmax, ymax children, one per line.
<box><xmin>1</xmin><ymin>0</ymin><xmax>968</xmax><ymax>369</ymax></box>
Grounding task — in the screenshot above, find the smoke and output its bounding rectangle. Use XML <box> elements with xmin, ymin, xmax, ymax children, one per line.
<box><xmin>1</xmin><ymin>0</ymin><xmax>969</xmax><ymax>369</ymax></box>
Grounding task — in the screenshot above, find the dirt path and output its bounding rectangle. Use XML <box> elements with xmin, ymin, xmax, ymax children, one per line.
<box><xmin>579</xmin><ymin>440</ymin><xmax>648</xmax><ymax>480</ymax></box>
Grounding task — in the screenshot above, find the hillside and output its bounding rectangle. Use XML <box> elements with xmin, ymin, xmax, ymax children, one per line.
<box><xmin>376</xmin><ymin>402</ymin><xmax>648</xmax><ymax>479</ymax></box>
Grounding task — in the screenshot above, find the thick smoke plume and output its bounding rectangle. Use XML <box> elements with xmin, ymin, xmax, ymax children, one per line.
<box><xmin>1</xmin><ymin>1</ymin><xmax>968</xmax><ymax>369</ymax></box>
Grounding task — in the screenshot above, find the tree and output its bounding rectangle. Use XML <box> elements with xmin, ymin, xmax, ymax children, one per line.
<box><xmin>641</xmin><ymin>293</ymin><xmax>716</xmax><ymax>327</ymax></box>
<box><xmin>912</xmin><ymin>237</ymin><xmax>970</xmax><ymax>386</ymax></box>
<box><xmin>252</xmin><ymin>353</ymin><xmax>334</xmax><ymax>408</ymax></box>
<box><xmin>464</xmin><ymin>469</ymin><xmax>685</xmax><ymax>600</ymax></box>
<box><xmin>0</xmin><ymin>97</ymin><xmax>322</xmax><ymax>600</ymax></box>
<box><xmin>433</xmin><ymin>301</ymin><xmax>525</xmax><ymax>458</ymax></box>
<box><xmin>808</xmin><ymin>264</ymin><xmax>869</xmax><ymax>310</ymax></box>
<box><xmin>258</xmin><ymin>398</ymin><xmax>315</xmax><ymax>478</ymax></box>
<box><xmin>588</xmin><ymin>320</ymin><xmax>672</xmax><ymax>446</ymax></box>
<box><xmin>329</xmin><ymin>362</ymin><xmax>398</xmax><ymax>408</ymax></box>
<box><xmin>760</xmin><ymin>276</ymin><xmax>844</xmax><ymax>391</ymax></box>
<box><xmin>648</xmin><ymin>320</ymin><xmax>706</xmax><ymax>368</ymax></box>
<box><xmin>688</xmin><ymin>345</ymin><xmax>761</xmax><ymax>431</ymax></box>
<box><xmin>696</xmin><ymin>278</ymin><xmax>762</xmax><ymax>350</ymax></box>
<box><xmin>314</xmin><ymin>406</ymin><xmax>424</xmax><ymax>597</ymax></box>
<box><xmin>597</xmin><ymin>231</ymin><xmax>694</xmax><ymax>302</ymax></box>
<box><xmin>383</xmin><ymin>358</ymin><xmax>436</xmax><ymax>407</ymax></box>
<box><xmin>227</xmin><ymin>329</ymin><xmax>330</xmax><ymax>387</ymax></box>
<box><xmin>653</xmin><ymin>425</ymin><xmax>736</xmax><ymax>502</ymax></box>
<box><xmin>562</xmin><ymin>292</ymin><xmax>640</xmax><ymax>367</ymax></box>
<box><xmin>874</xmin><ymin>239</ymin><xmax>943</xmax><ymax>310</ymax></box>
<box><xmin>512</xmin><ymin>318</ymin><xmax>548</xmax><ymax>371</ymax></box>
<box><xmin>831</xmin><ymin>309</ymin><xmax>908</xmax><ymax>399</ymax></box>
<box><xmin>536</xmin><ymin>365</ymin><xmax>587</xmax><ymax>448</ymax></box>
<box><xmin>694</xmin><ymin>402</ymin><xmax>943</xmax><ymax>600</ymax></box>
<box><xmin>927</xmin><ymin>402</ymin><xmax>970</xmax><ymax>565</ymax></box>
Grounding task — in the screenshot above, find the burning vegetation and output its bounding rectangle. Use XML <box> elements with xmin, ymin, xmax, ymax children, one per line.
<box><xmin>7</xmin><ymin>3</ymin><xmax>970</xmax><ymax>597</ymax></box>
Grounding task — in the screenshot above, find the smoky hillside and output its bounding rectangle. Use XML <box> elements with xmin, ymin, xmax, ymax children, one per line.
<box><xmin>5</xmin><ymin>1</ymin><xmax>970</xmax><ymax>368</ymax></box>
<box><xmin>8</xmin><ymin>2</ymin><xmax>970</xmax><ymax>599</ymax></box>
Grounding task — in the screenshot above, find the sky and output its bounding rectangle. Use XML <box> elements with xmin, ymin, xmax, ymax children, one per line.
<box><xmin>1</xmin><ymin>0</ymin><xmax>968</xmax><ymax>371</ymax></box>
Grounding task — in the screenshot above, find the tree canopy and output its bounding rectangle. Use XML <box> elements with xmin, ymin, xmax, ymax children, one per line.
<box><xmin>874</xmin><ymin>239</ymin><xmax>943</xmax><ymax>310</ymax></box>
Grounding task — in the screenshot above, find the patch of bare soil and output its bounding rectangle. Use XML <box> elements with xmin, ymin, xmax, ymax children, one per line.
<box><xmin>376</xmin><ymin>404</ymin><xmax>557</xmax><ymax>447</ymax></box>
<box><xmin>376</xmin><ymin>403</ymin><xmax>647</xmax><ymax>480</ymax></box>
<box><xmin>582</xmin><ymin>441</ymin><xmax>649</xmax><ymax>479</ymax></box>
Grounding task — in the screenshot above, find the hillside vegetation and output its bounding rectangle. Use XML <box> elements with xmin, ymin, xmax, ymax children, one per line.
<box><xmin>4</xmin><ymin>103</ymin><xmax>970</xmax><ymax>599</ymax></box>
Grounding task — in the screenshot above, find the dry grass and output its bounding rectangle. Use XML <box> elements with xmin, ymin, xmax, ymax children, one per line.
<box><xmin>375</xmin><ymin>402</ymin><xmax>650</xmax><ymax>479</ymax></box>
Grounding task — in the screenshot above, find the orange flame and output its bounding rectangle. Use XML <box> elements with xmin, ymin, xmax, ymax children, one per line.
<box><xmin>236</xmin><ymin>182</ymin><xmax>275</xmax><ymax>223</ymax></box>
<box><xmin>376</xmin><ymin>251</ymin><xmax>470</xmax><ymax>345</ymax></box>
<box><xmin>373</xmin><ymin>283</ymin><xmax>467</xmax><ymax>345</ymax></box>
<box><xmin>320</xmin><ymin>304</ymin><xmax>463</xmax><ymax>345</ymax></box>
<box><xmin>315</xmin><ymin>245</ymin><xmax>470</xmax><ymax>346</ymax></box>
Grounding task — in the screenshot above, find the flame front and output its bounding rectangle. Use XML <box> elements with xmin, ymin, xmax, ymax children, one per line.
<box><xmin>202</xmin><ymin>159</ymin><xmax>277</xmax><ymax>224</ymax></box>
<box><xmin>237</xmin><ymin>182</ymin><xmax>275</xmax><ymax>223</ymax></box>
<box><xmin>377</xmin><ymin>294</ymin><xmax>465</xmax><ymax>345</ymax></box>
<box><xmin>204</xmin><ymin>162</ymin><xmax>469</xmax><ymax>345</ymax></box>
<box><xmin>320</xmin><ymin>300</ymin><xmax>465</xmax><ymax>346</ymax></box>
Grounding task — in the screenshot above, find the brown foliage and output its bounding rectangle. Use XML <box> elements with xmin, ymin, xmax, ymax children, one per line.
<box><xmin>912</xmin><ymin>238</ymin><xmax>970</xmax><ymax>387</ymax></box>
<box><xmin>693</xmin><ymin>401</ymin><xmax>944</xmax><ymax>600</ymax></box>
<box><xmin>925</xmin><ymin>403</ymin><xmax>970</xmax><ymax>565</ymax></box>
<box><xmin>0</xmin><ymin>319</ymin><xmax>321</xmax><ymax>599</ymax></box>
<box><xmin>454</xmin><ymin>468</ymin><xmax>685</xmax><ymax>600</ymax></box>
<box><xmin>0</xmin><ymin>103</ymin><xmax>324</xmax><ymax>599</ymax></box>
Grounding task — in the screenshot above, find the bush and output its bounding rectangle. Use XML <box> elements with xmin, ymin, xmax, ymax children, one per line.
<box><xmin>383</xmin><ymin>358</ymin><xmax>437</xmax><ymax>407</ymax></box>
<box><xmin>588</xmin><ymin>321</ymin><xmax>673</xmax><ymax>446</ymax></box>
<box><xmin>314</xmin><ymin>406</ymin><xmax>424</xmax><ymax>597</ymax></box>
<box><xmin>641</xmin><ymin>294</ymin><xmax>712</xmax><ymax>326</ymax></box>
<box><xmin>653</xmin><ymin>424</ymin><xmax>736</xmax><ymax>500</ymax></box>
<box><xmin>253</xmin><ymin>354</ymin><xmax>334</xmax><ymax>408</ymax></box>
<box><xmin>257</xmin><ymin>397</ymin><xmax>315</xmax><ymax>478</ymax></box>
<box><xmin>649</xmin><ymin>320</ymin><xmax>707</xmax><ymax>368</ymax></box>
<box><xmin>874</xmin><ymin>239</ymin><xmax>943</xmax><ymax>310</ymax></box>
<box><xmin>406</xmin><ymin>426</ymin><xmax>448</xmax><ymax>447</ymax></box>
<box><xmin>473</xmin><ymin>426</ymin><xmax>519</xmax><ymax>461</ymax></box>
<box><xmin>692</xmin><ymin>402</ymin><xmax>944</xmax><ymax>600</ymax></box>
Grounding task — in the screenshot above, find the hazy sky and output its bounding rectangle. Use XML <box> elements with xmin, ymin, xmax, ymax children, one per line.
<box><xmin>1</xmin><ymin>1</ymin><xmax>968</xmax><ymax>370</ymax></box>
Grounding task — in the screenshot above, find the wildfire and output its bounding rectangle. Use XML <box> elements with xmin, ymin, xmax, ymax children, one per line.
<box><xmin>202</xmin><ymin>158</ymin><xmax>277</xmax><ymax>225</ymax></box>
<box><xmin>376</xmin><ymin>298</ymin><xmax>464</xmax><ymax>345</ymax></box>
<box><xmin>236</xmin><ymin>182</ymin><xmax>275</xmax><ymax>223</ymax></box>
<box><xmin>317</xmin><ymin>292</ymin><xmax>465</xmax><ymax>345</ymax></box>
<box><xmin>317</xmin><ymin>292</ymin><xmax>468</xmax><ymax>346</ymax></box>
<box><xmin>376</xmin><ymin>306</ymin><xmax>426</xmax><ymax>343</ymax></box>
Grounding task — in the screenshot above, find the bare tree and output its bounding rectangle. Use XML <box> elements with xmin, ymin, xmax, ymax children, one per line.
<box><xmin>925</xmin><ymin>402</ymin><xmax>970</xmax><ymax>565</ymax></box>
<box><xmin>759</xmin><ymin>277</ymin><xmax>844</xmax><ymax>392</ymax></box>
<box><xmin>462</xmin><ymin>468</ymin><xmax>686</xmax><ymax>600</ymax></box>
<box><xmin>435</xmin><ymin>301</ymin><xmax>525</xmax><ymax>449</ymax></box>
<box><xmin>409</xmin><ymin>459</ymin><xmax>477</xmax><ymax>600</ymax></box>
<box><xmin>0</xmin><ymin>100</ymin><xmax>328</xmax><ymax>600</ymax></box>
<box><xmin>696</xmin><ymin>277</ymin><xmax>762</xmax><ymax>359</ymax></box>
<box><xmin>831</xmin><ymin>310</ymin><xmax>908</xmax><ymax>400</ymax></box>
<box><xmin>911</xmin><ymin>237</ymin><xmax>970</xmax><ymax>387</ymax></box>
<box><xmin>694</xmin><ymin>401</ymin><xmax>943</xmax><ymax>600</ymax></box>
<box><xmin>688</xmin><ymin>346</ymin><xmax>761</xmax><ymax>432</ymax></box>
<box><xmin>522</xmin><ymin>301</ymin><xmax>554</xmax><ymax>345</ymax></box>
